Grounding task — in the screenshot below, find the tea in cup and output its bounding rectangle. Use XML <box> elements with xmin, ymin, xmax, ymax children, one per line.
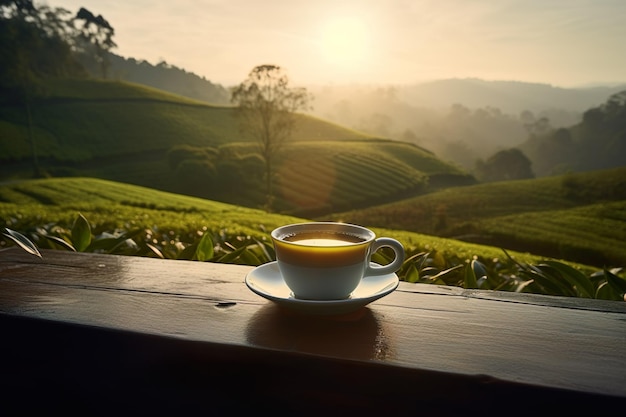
<box><xmin>271</xmin><ymin>222</ymin><xmax>405</xmax><ymax>300</ymax></box>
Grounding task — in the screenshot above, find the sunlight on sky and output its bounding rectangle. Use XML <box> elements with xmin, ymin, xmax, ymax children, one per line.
<box><xmin>50</xmin><ymin>0</ymin><xmax>626</xmax><ymax>88</ymax></box>
<box><xmin>318</xmin><ymin>16</ymin><xmax>371</xmax><ymax>73</ymax></box>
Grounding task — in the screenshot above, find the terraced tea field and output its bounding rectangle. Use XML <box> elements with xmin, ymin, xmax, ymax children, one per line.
<box><xmin>5</xmin><ymin>177</ymin><xmax>621</xmax><ymax>300</ymax></box>
<box><xmin>330</xmin><ymin>167</ymin><xmax>626</xmax><ymax>267</ymax></box>
<box><xmin>0</xmin><ymin>177</ymin><xmax>300</xmax><ymax>236</ymax></box>
<box><xmin>0</xmin><ymin>177</ymin><xmax>545</xmax><ymax>267</ymax></box>
<box><xmin>273</xmin><ymin>140</ymin><xmax>461</xmax><ymax>214</ymax></box>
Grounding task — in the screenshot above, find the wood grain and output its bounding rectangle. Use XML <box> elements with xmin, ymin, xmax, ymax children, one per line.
<box><xmin>1</xmin><ymin>247</ymin><xmax>625</xmax><ymax>415</ymax></box>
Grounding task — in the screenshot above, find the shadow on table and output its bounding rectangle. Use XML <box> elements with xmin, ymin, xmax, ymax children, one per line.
<box><xmin>245</xmin><ymin>303</ymin><xmax>394</xmax><ymax>361</ymax></box>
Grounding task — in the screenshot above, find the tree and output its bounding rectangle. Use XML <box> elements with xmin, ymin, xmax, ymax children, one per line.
<box><xmin>230</xmin><ymin>65</ymin><xmax>312</xmax><ymax>211</ymax></box>
<box><xmin>174</xmin><ymin>159</ymin><xmax>217</xmax><ymax>199</ymax></box>
<box><xmin>523</xmin><ymin>116</ymin><xmax>552</xmax><ymax>138</ymax></box>
<box><xmin>1</xmin><ymin>0</ymin><xmax>82</xmax><ymax>176</ymax></box>
<box><xmin>474</xmin><ymin>148</ymin><xmax>534</xmax><ymax>182</ymax></box>
<box><xmin>0</xmin><ymin>1</ymin><xmax>82</xmax><ymax>84</ymax></box>
<box><xmin>74</xmin><ymin>7</ymin><xmax>116</xmax><ymax>78</ymax></box>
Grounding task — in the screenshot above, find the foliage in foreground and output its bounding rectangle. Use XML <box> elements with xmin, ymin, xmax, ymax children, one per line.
<box><xmin>3</xmin><ymin>213</ymin><xmax>625</xmax><ymax>302</ymax></box>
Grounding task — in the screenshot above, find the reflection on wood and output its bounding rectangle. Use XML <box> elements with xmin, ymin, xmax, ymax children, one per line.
<box><xmin>1</xmin><ymin>248</ymin><xmax>625</xmax><ymax>415</ymax></box>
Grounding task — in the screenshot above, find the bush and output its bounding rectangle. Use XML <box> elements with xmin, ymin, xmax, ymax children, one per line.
<box><xmin>3</xmin><ymin>214</ymin><xmax>625</xmax><ymax>302</ymax></box>
<box><xmin>175</xmin><ymin>159</ymin><xmax>218</xmax><ymax>198</ymax></box>
<box><xmin>167</xmin><ymin>145</ymin><xmax>218</xmax><ymax>170</ymax></box>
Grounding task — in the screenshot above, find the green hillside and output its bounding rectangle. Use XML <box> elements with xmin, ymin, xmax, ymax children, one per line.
<box><xmin>4</xmin><ymin>177</ymin><xmax>625</xmax><ymax>300</ymax></box>
<box><xmin>327</xmin><ymin>167</ymin><xmax>626</xmax><ymax>268</ymax></box>
<box><xmin>0</xmin><ymin>177</ymin><xmax>301</xmax><ymax>237</ymax></box>
<box><xmin>0</xmin><ymin>78</ymin><xmax>370</xmax><ymax>161</ymax></box>
<box><xmin>0</xmin><ymin>78</ymin><xmax>471</xmax><ymax>215</ymax></box>
<box><xmin>0</xmin><ymin>176</ymin><xmax>554</xmax><ymax>269</ymax></box>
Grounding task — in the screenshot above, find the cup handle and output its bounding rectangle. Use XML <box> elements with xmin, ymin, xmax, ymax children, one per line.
<box><xmin>365</xmin><ymin>238</ymin><xmax>405</xmax><ymax>276</ymax></box>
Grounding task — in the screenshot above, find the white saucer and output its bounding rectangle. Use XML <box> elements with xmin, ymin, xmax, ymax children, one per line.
<box><xmin>245</xmin><ymin>261</ymin><xmax>399</xmax><ymax>316</ymax></box>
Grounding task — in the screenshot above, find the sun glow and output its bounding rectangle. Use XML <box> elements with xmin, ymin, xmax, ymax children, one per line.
<box><xmin>319</xmin><ymin>17</ymin><xmax>371</xmax><ymax>71</ymax></box>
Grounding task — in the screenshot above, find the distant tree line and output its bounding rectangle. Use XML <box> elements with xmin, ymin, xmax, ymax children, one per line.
<box><xmin>309</xmin><ymin>85</ymin><xmax>582</xmax><ymax>172</ymax></box>
<box><xmin>1</xmin><ymin>0</ymin><xmax>118</xmax><ymax>175</ymax></box>
<box><xmin>474</xmin><ymin>148</ymin><xmax>534</xmax><ymax>182</ymax></box>
<box><xmin>0</xmin><ymin>0</ymin><xmax>116</xmax><ymax>102</ymax></box>
<box><xmin>473</xmin><ymin>90</ymin><xmax>626</xmax><ymax>181</ymax></box>
<box><xmin>519</xmin><ymin>90</ymin><xmax>626</xmax><ymax>176</ymax></box>
<box><xmin>1</xmin><ymin>0</ymin><xmax>229</xmax><ymax>106</ymax></box>
<box><xmin>321</xmin><ymin>85</ymin><xmax>626</xmax><ymax>182</ymax></box>
<box><xmin>167</xmin><ymin>144</ymin><xmax>265</xmax><ymax>206</ymax></box>
<box><xmin>446</xmin><ymin>89</ymin><xmax>626</xmax><ymax>181</ymax></box>
<box><xmin>1</xmin><ymin>0</ymin><xmax>231</xmax><ymax>178</ymax></box>
<box><xmin>96</xmin><ymin>55</ymin><xmax>231</xmax><ymax>105</ymax></box>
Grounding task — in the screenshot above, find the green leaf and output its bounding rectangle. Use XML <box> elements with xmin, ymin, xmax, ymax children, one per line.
<box><xmin>404</xmin><ymin>251</ymin><xmax>429</xmax><ymax>266</ymax></box>
<box><xmin>464</xmin><ymin>261</ymin><xmax>478</xmax><ymax>289</ymax></box>
<box><xmin>71</xmin><ymin>213</ymin><xmax>91</xmax><ymax>252</ymax></box>
<box><xmin>88</xmin><ymin>228</ymin><xmax>144</xmax><ymax>254</ymax></box>
<box><xmin>238</xmin><ymin>248</ymin><xmax>263</xmax><ymax>266</ymax></box>
<box><xmin>520</xmin><ymin>268</ymin><xmax>569</xmax><ymax>296</ymax></box>
<box><xmin>534</xmin><ymin>264</ymin><xmax>577</xmax><ymax>297</ymax></box>
<box><xmin>254</xmin><ymin>238</ymin><xmax>275</xmax><ymax>263</ymax></box>
<box><xmin>512</xmin><ymin>278</ymin><xmax>535</xmax><ymax>293</ymax></box>
<box><xmin>195</xmin><ymin>233</ymin><xmax>214</xmax><ymax>262</ymax></box>
<box><xmin>40</xmin><ymin>234</ymin><xmax>76</xmax><ymax>251</ymax></box>
<box><xmin>419</xmin><ymin>266</ymin><xmax>439</xmax><ymax>276</ymax></box>
<box><xmin>595</xmin><ymin>281</ymin><xmax>622</xmax><ymax>301</ymax></box>
<box><xmin>87</xmin><ymin>237</ymin><xmax>131</xmax><ymax>254</ymax></box>
<box><xmin>404</xmin><ymin>263</ymin><xmax>420</xmax><ymax>283</ymax></box>
<box><xmin>371</xmin><ymin>249</ymin><xmax>393</xmax><ymax>265</ymax></box>
<box><xmin>145</xmin><ymin>242</ymin><xmax>165</xmax><ymax>259</ymax></box>
<box><xmin>215</xmin><ymin>245</ymin><xmax>248</xmax><ymax>263</ymax></box>
<box><xmin>604</xmin><ymin>269</ymin><xmax>626</xmax><ymax>300</ymax></box>
<box><xmin>429</xmin><ymin>264</ymin><xmax>463</xmax><ymax>285</ymax></box>
<box><xmin>177</xmin><ymin>243</ymin><xmax>196</xmax><ymax>260</ymax></box>
<box><xmin>471</xmin><ymin>259</ymin><xmax>491</xmax><ymax>289</ymax></box>
<box><xmin>541</xmin><ymin>260</ymin><xmax>594</xmax><ymax>298</ymax></box>
<box><xmin>3</xmin><ymin>228</ymin><xmax>42</xmax><ymax>258</ymax></box>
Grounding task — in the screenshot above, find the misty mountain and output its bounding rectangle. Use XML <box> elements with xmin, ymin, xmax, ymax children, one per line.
<box><xmin>396</xmin><ymin>78</ymin><xmax>626</xmax><ymax>115</ymax></box>
<box><xmin>306</xmin><ymin>80</ymin><xmax>626</xmax><ymax>173</ymax></box>
<box><xmin>4</xmin><ymin>1</ymin><xmax>622</xmax><ymax>185</ymax></box>
<box><xmin>79</xmin><ymin>52</ymin><xmax>626</xmax><ymax>177</ymax></box>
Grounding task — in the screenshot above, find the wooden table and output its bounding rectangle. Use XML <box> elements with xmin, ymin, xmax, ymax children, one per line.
<box><xmin>1</xmin><ymin>247</ymin><xmax>625</xmax><ymax>416</ymax></box>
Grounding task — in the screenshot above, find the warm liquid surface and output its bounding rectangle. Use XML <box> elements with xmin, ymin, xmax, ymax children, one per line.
<box><xmin>283</xmin><ymin>231</ymin><xmax>366</xmax><ymax>246</ymax></box>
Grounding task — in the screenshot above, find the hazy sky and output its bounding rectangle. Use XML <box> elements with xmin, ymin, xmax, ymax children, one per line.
<box><xmin>49</xmin><ymin>0</ymin><xmax>626</xmax><ymax>88</ymax></box>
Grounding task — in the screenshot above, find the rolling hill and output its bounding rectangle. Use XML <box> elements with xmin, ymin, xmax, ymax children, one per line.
<box><xmin>0</xmin><ymin>176</ymin><xmax>554</xmax><ymax>271</ymax></box>
<box><xmin>2</xmin><ymin>176</ymin><xmax>621</xmax><ymax>300</ymax></box>
<box><xmin>397</xmin><ymin>78</ymin><xmax>626</xmax><ymax>114</ymax></box>
<box><xmin>326</xmin><ymin>166</ymin><xmax>626</xmax><ymax>268</ymax></box>
<box><xmin>0</xmin><ymin>78</ymin><xmax>472</xmax><ymax>216</ymax></box>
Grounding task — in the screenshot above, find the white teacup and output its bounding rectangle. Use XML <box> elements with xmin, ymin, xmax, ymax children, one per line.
<box><xmin>271</xmin><ymin>222</ymin><xmax>405</xmax><ymax>300</ymax></box>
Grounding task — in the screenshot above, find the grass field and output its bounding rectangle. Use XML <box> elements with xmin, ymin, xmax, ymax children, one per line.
<box><xmin>0</xmin><ymin>177</ymin><xmax>296</xmax><ymax>235</ymax></box>
<box><xmin>328</xmin><ymin>167</ymin><xmax>626</xmax><ymax>268</ymax></box>
<box><xmin>3</xmin><ymin>177</ymin><xmax>624</xmax><ymax>300</ymax></box>
<box><xmin>0</xmin><ymin>176</ymin><xmax>548</xmax><ymax>266</ymax></box>
<box><xmin>0</xmin><ymin>78</ymin><xmax>376</xmax><ymax>162</ymax></box>
<box><xmin>0</xmin><ymin>78</ymin><xmax>471</xmax><ymax>215</ymax></box>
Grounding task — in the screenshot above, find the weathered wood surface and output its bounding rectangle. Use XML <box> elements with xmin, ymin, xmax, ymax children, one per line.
<box><xmin>1</xmin><ymin>247</ymin><xmax>625</xmax><ymax>415</ymax></box>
